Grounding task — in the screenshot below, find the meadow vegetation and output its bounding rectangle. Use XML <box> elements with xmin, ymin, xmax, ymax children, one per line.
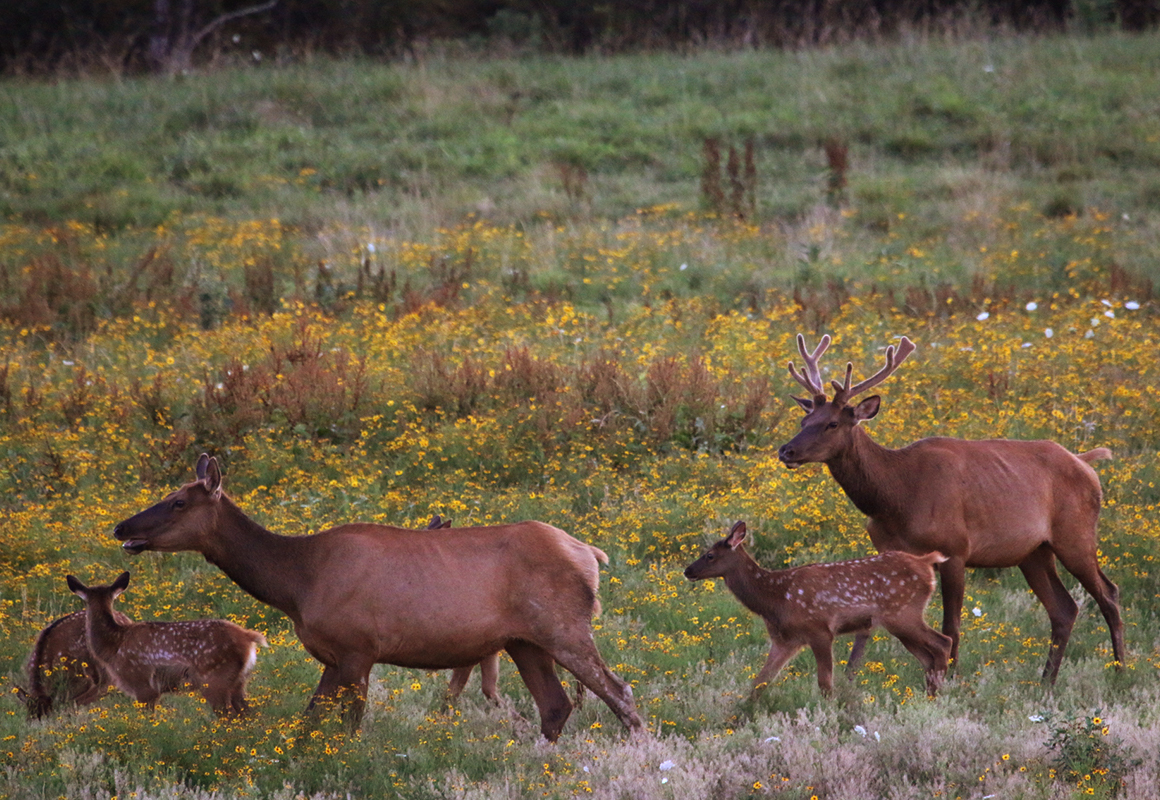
<box><xmin>3</xmin><ymin>28</ymin><xmax>1160</xmax><ymax>800</ymax></box>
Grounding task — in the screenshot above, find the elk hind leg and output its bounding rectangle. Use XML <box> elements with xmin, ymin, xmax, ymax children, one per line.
<box><xmin>1019</xmin><ymin>545</ymin><xmax>1079</xmax><ymax>683</ymax></box>
<box><xmin>806</xmin><ymin>634</ymin><xmax>837</xmax><ymax>695</ymax></box>
<box><xmin>1054</xmin><ymin>547</ymin><xmax>1126</xmax><ymax>670</ymax></box>
<box><xmin>199</xmin><ymin>668</ymin><xmax>242</xmax><ymax>715</ymax></box>
<box><xmin>846</xmin><ymin>632</ymin><xmax>870</xmax><ymax>678</ymax></box>
<box><xmin>882</xmin><ymin>612</ymin><xmax>952</xmax><ymax>696</ymax></box>
<box><xmin>544</xmin><ymin>638</ymin><xmax>643</xmax><ymax>735</ymax></box>
<box><xmin>505</xmin><ymin>641</ymin><xmax>572</xmax><ymax>742</ymax></box>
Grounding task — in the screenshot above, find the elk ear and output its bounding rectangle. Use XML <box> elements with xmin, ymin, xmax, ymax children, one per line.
<box><xmin>790</xmin><ymin>395</ymin><xmax>815</xmax><ymax>412</ymax></box>
<box><xmin>113</xmin><ymin>572</ymin><xmax>131</xmax><ymax>593</ymax></box>
<box><xmin>203</xmin><ymin>457</ymin><xmax>223</xmax><ymax>499</ymax></box>
<box><xmin>66</xmin><ymin>575</ymin><xmax>85</xmax><ymax>596</ymax></box>
<box><xmin>195</xmin><ymin>453</ymin><xmax>210</xmax><ymax>480</ymax></box>
<box><xmin>726</xmin><ymin>520</ymin><xmax>748</xmax><ymax>549</ymax></box>
<box><xmin>853</xmin><ymin>395</ymin><xmax>881</xmax><ymax>422</ymax></box>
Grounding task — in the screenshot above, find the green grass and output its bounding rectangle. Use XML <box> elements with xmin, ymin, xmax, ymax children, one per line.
<box><xmin>3</xmin><ymin>32</ymin><xmax>1160</xmax><ymax>237</ymax></box>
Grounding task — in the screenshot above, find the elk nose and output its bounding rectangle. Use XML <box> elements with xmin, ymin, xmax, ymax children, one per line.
<box><xmin>778</xmin><ymin>443</ymin><xmax>795</xmax><ymax>460</ymax></box>
<box><xmin>113</xmin><ymin>522</ymin><xmax>125</xmax><ymax>539</ymax></box>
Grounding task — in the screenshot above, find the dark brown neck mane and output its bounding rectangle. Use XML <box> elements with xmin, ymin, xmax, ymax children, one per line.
<box><xmin>200</xmin><ymin>494</ymin><xmax>316</xmax><ymax>621</ymax></box>
<box><xmin>824</xmin><ymin>427</ymin><xmax>908</xmax><ymax>521</ymax></box>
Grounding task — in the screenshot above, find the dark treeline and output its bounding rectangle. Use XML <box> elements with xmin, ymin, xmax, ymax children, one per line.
<box><xmin>1</xmin><ymin>0</ymin><xmax>1157</xmax><ymax>74</ymax></box>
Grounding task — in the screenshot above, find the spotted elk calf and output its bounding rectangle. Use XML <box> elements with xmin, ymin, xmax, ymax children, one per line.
<box><xmin>66</xmin><ymin>572</ymin><xmax>267</xmax><ymax>715</ymax></box>
<box><xmin>684</xmin><ymin>521</ymin><xmax>952</xmax><ymax>698</ymax></box>
<box><xmin>17</xmin><ymin>609</ymin><xmax>125</xmax><ymax>719</ymax></box>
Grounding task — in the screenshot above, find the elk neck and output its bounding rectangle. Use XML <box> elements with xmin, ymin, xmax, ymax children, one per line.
<box><xmin>83</xmin><ymin>601</ymin><xmax>128</xmax><ymax>663</ymax></box>
<box><xmin>824</xmin><ymin>426</ymin><xmax>909</xmax><ymax>521</ymax></box>
<box><xmin>720</xmin><ymin>550</ymin><xmax>789</xmax><ymax>626</ymax></box>
<box><xmin>200</xmin><ymin>493</ymin><xmax>315</xmax><ymax>621</ymax></box>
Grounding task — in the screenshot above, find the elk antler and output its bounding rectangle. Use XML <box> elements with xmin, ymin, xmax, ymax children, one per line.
<box><xmin>787</xmin><ymin>334</ymin><xmax>831</xmax><ymax>399</ymax></box>
<box><xmin>831</xmin><ymin>336</ymin><xmax>916</xmax><ymax>405</ymax></box>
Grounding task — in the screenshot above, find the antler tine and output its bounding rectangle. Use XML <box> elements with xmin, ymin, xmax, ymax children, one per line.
<box><xmin>833</xmin><ymin>336</ymin><xmax>916</xmax><ymax>404</ymax></box>
<box><xmin>830</xmin><ymin>361</ymin><xmax>854</xmax><ymax>395</ymax></box>
<box><xmin>787</xmin><ymin>333</ymin><xmax>831</xmax><ymax>397</ymax></box>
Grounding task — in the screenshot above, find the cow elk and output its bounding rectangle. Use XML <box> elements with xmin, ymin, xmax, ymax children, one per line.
<box><xmin>777</xmin><ymin>333</ymin><xmax>1124</xmax><ymax>682</ymax></box>
<box><xmin>425</xmin><ymin>514</ymin><xmax>502</xmax><ymax>704</ymax></box>
<box><xmin>67</xmin><ymin>572</ymin><xmax>266</xmax><ymax>715</ymax></box>
<box><xmin>112</xmin><ymin>454</ymin><xmax>643</xmax><ymax>740</ymax></box>
<box><xmin>685</xmin><ymin>521</ymin><xmax>951</xmax><ymax>697</ymax></box>
<box><xmin>427</xmin><ymin>515</ymin><xmax>589</xmax><ymax>710</ymax></box>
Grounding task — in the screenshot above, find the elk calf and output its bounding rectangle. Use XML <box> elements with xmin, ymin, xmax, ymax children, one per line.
<box><xmin>18</xmin><ymin>610</ymin><xmax>122</xmax><ymax>718</ymax></box>
<box><xmin>67</xmin><ymin>572</ymin><xmax>267</xmax><ymax>715</ymax></box>
<box><xmin>684</xmin><ymin>521</ymin><xmax>951</xmax><ymax>698</ymax></box>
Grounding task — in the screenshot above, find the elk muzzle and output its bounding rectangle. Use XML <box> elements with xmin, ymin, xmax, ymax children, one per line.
<box><xmin>777</xmin><ymin>440</ymin><xmax>805</xmax><ymax>468</ymax></box>
<box><xmin>113</xmin><ymin>521</ymin><xmax>148</xmax><ymax>555</ymax></box>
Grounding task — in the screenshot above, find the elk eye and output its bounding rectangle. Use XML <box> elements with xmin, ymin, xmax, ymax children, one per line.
<box><xmin>173</xmin><ymin>498</ymin><xmax>185</xmax><ymax>510</ymax></box>
<box><xmin>706</xmin><ymin>553</ymin><xmax>715</xmax><ymax>561</ymax></box>
<box><xmin>826</xmin><ymin>421</ymin><xmax>839</xmax><ymax>430</ymax></box>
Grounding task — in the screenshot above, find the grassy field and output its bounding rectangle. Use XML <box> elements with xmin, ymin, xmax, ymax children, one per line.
<box><xmin>3</xmin><ymin>28</ymin><xmax>1160</xmax><ymax>800</ymax></box>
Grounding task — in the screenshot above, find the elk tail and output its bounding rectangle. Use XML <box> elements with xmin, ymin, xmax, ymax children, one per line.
<box><xmin>1078</xmin><ymin>447</ymin><xmax>1113</xmax><ymax>463</ymax></box>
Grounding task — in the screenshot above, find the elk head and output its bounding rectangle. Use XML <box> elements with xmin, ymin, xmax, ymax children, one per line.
<box><xmin>684</xmin><ymin>521</ymin><xmax>749</xmax><ymax>581</ymax></box>
<box><xmin>777</xmin><ymin>334</ymin><xmax>914</xmax><ymax>468</ymax></box>
<box><xmin>114</xmin><ymin>454</ymin><xmax>223</xmax><ymax>554</ymax></box>
<box><xmin>66</xmin><ymin>571</ymin><xmax>130</xmax><ymax>604</ymax></box>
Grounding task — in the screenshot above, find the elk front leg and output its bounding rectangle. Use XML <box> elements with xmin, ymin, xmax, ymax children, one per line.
<box><xmin>306</xmin><ymin>659</ymin><xmax>373</xmax><ymax>729</ymax></box>
<box><xmin>506</xmin><ymin>641</ymin><xmax>572</xmax><ymax>742</ymax></box>
<box><xmin>446</xmin><ymin>665</ymin><xmax>473</xmax><ymax>702</ymax></box>
<box><xmin>479</xmin><ymin>652</ymin><xmax>500</xmax><ymax>702</ymax></box>
<box><xmin>751</xmin><ymin>639</ymin><xmax>804</xmax><ymax>700</ymax></box>
<box><xmin>1018</xmin><ymin>545</ymin><xmax>1079</xmax><ymax>683</ymax></box>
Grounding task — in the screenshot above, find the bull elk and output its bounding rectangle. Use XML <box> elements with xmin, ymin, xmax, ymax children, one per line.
<box><xmin>684</xmin><ymin>521</ymin><xmax>951</xmax><ymax>697</ymax></box>
<box><xmin>776</xmin><ymin>333</ymin><xmax>1125</xmax><ymax>682</ymax></box>
<box><xmin>67</xmin><ymin>572</ymin><xmax>266</xmax><ymax>715</ymax></box>
<box><xmin>112</xmin><ymin>454</ymin><xmax>644</xmax><ymax>740</ymax></box>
